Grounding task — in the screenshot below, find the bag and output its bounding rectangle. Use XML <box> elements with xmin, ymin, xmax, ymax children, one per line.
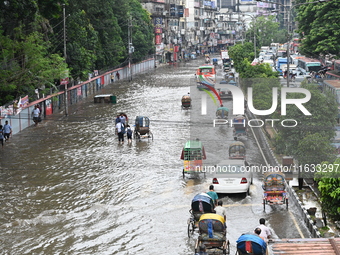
<box><xmin>127</xmin><ymin>128</ymin><xmax>132</xmax><ymax>136</ymax></box>
<box><xmin>120</xmin><ymin>123</ymin><xmax>125</xmax><ymax>134</ymax></box>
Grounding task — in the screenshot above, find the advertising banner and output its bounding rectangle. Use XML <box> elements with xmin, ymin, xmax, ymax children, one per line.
<box><xmin>155</xmin><ymin>27</ymin><xmax>162</xmax><ymax>34</ymax></box>
<box><xmin>170</xmin><ymin>4</ymin><xmax>176</xmax><ymax>16</ymax></box>
<box><xmin>155</xmin><ymin>35</ymin><xmax>162</xmax><ymax>45</ymax></box>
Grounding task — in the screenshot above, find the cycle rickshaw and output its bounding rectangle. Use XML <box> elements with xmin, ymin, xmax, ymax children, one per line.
<box><xmin>194</xmin><ymin>213</ymin><xmax>230</xmax><ymax>254</ymax></box>
<box><xmin>262</xmin><ymin>171</ymin><xmax>288</xmax><ymax>211</ymax></box>
<box><xmin>236</xmin><ymin>233</ymin><xmax>267</xmax><ymax>255</ymax></box>
<box><xmin>181</xmin><ymin>93</ymin><xmax>192</xmax><ymax>110</ymax></box>
<box><xmin>134</xmin><ymin>116</ymin><xmax>153</xmax><ymax>141</ymax></box>
<box><xmin>187</xmin><ymin>193</ymin><xmax>215</xmax><ymax>238</ymax></box>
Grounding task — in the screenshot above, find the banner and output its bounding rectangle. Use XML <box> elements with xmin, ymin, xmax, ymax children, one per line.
<box><xmin>155</xmin><ymin>27</ymin><xmax>162</xmax><ymax>34</ymax></box>
<box><xmin>20</xmin><ymin>95</ymin><xmax>29</xmax><ymax>108</ymax></box>
<box><xmin>170</xmin><ymin>4</ymin><xmax>176</xmax><ymax>16</ymax></box>
<box><xmin>177</xmin><ymin>6</ymin><xmax>184</xmax><ymax>17</ymax></box>
<box><xmin>155</xmin><ymin>35</ymin><xmax>162</xmax><ymax>45</ymax></box>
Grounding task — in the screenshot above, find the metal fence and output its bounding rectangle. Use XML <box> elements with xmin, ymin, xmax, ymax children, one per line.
<box><xmin>0</xmin><ymin>58</ymin><xmax>155</xmax><ymax>135</ymax></box>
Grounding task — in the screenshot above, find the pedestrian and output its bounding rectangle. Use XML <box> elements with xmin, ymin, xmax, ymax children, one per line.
<box><xmin>13</xmin><ymin>100</ymin><xmax>18</xmax><ymax>115</ymax></box>
<box><xmin>206</xmin><ymin>185</ymin><xmax>218</xmax><ymax>207</ymax></box>
<box><xmin>110</xmin><ymin>73</ymin><xmax>115</xmax><ymax>83</ymax></box>
<box><xmin>119</xmin><ymin>113</ymin><xmax>126</xmax><ymax>125</ymax></box>
<box><xmin>126</xmin><ymin>125</ymin><xmax>133</xmax><ymax>144</ymax></box>
<box><xmin>0</xmin><ymin>125</ymin><xmax>4</xmax><ymax>148</ymax></box>
<box><xmin>214</xmin><ymin>200</ymin><xmax>227</xmax><ymax>221</ymax></box>
<box><xmin>115</xmin><ymin>115</ymin><xmax>120</xmax><ymax>124</ymax></box>
<box><xmin>115</xmin><ymin>118</ymin><xmax>125</xmax><ymax>144</ymax></box>
<box><xmin>32</xmin><ymin>105</ymin><xmax>41</xmax><ymax>126</ymax></box>
<box><xmin>116</xmin><ymin>71</ymin><xmax>120</xmax><ymax>81</ymax></box>
<box><xmin>3</xmin><ymin>120</ymin><xmax>12</xmax><ymax>142</ymax></box>
<box><xmin>257</xmin><ymin>218</ymin><xmax>272</xmax><ymax>243</ymax></box>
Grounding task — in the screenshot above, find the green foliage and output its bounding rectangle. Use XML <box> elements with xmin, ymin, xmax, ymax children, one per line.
<box><xmin>314</xmin><ymin>158</ymin><xmax>340</xmax><ymax>221</ymax></box>
<box><xmin>275</xmin><ymin>83</ymin><xmax>338</xmax><ymax>161</ymax></box>
<box><xmin>296</xmin><ymin>0</ymin><xmax>340</xmax><ymax>58</ymax></box>
<box><xmin>249</xmin><ymin>78</ymin><xmax>281</xmax><ymax>118</ymax></box>
<box><xmin>245</xmin><ymin>15</ymin><xmax>288</xmax><ymax>47</ymax></box>
<box><xmin>228</xmin><ymin>42</ymin><xmax>254</xmax><ymax>73</ymax></box>
<box><xmin>0</xmin><ymin>29</ymin><xmax>68</xmax><ymax>105</ymax></box>
<box><xmin>0</xmin><ymin>0</ymin><xmax>155</xmax><ymax>101</ymax></box>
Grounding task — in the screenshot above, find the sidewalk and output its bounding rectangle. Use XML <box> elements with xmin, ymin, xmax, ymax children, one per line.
<box><xmin>262</xmin><ymin>124</ymin><xmax>339</xmax><ymax>237</ymax></box>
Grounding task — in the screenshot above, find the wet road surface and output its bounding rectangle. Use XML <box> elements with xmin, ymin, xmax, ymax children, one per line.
<box><xmin>0</xmin><ymin>57</ymin><xmax>310</xmax><ymax>254</ymax></box>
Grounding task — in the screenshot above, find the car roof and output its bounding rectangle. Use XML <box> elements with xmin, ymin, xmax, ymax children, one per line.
<box><xmin>217</xmin><ymin>159</ymin><xmax>245</xmax><ymax>165</ymax></box>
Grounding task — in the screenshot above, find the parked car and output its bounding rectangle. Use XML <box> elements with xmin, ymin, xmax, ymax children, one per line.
<box><xmin>211</xmin><ymin>159</ymin><xmax>253</xmax><ymax>195</ymax></box>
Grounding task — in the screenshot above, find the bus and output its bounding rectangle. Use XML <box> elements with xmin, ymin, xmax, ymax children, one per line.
<box><xmin>322</xmin><ymin>80</ymin><xmax>340</xmax><ymax>104</ymax></box>
<box><xmin>297</xmin><ymin>57</ymin><xmax>322</xmax><ymax>75</ymax></box>
<box><xmin>276</xmin><ymin>57</ymin><xmax>288</xmax><ymax>75</ymax></box>
<box><xmin>325</xmin><ymin>60</ymin><xmax>340</xmax><ymax>80</ymax></box>
<box><xmin>196</xmin><ymin>65</ymin><xmax>216</xmax><ymax>89</ymax></box>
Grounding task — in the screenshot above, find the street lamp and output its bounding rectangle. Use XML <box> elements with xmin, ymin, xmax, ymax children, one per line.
<box><xmin>242</xmin><ymin>14</ymin><xmax>257</xmax><ymax>61</ymax></box>
<box><xmin>255</xmin><ymin>0</ymin><xmax>332</xmax><ymax>87</ymax></box>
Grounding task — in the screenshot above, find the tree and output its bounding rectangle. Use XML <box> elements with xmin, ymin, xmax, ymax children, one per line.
<box><xmin>245</xmin><ymin>15</ymin><xmax>288</xmax><ymax>47</ymax></box>
<box><xmin>274</xmin><ymin>83</ymin><xmax>338</xmax><ymax>159</ymax></box>
<box><xmin>0</xmin><ymin>29</ymin><xmax>68</xmax><ymax>104</ymax></box>
<box><xmin>228</xmin><ymin>42</ymin><xmax>254</xmax><ymax>73</ymax></box>
<box><xmin>314</xmin><ymin>159</ymin><xmax>340</xmax><ymax>221</ymax></box>
<box><xmin>296</xmin><ymin>0</ymin><xmax>340</xmax><ymax>58</ymax></box>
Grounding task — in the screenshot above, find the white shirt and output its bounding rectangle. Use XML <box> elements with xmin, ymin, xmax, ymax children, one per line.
<box><xmin>116</xmin><ymin>122</ymin><xmax>123</xmax><ymax>133</ymax></box>
<box><xmin>32</xmin><ymin>108</ymin><xmax>40</xmax><ymax>117</ymax></box>
<box><xmin>215</xmin><ymin>206</ymin><xmax>227</xmax><ymax>220</ymax></box>
<box><xmin>258</xmin><ymin>224</ymin><xmax>271</xmax><ymax>242</ymax></box>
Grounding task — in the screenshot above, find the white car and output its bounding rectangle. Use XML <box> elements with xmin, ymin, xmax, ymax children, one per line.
<box><xmin>211</xmin><ymin>160</ymin><xmax>253</xmax><ymax>195</ymax></box>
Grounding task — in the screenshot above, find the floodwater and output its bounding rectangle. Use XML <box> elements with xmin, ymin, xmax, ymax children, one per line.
<box><xmin>0</xmin><ymin>58</ymin><xmax>310</xmax><ymax>255</ymax></box>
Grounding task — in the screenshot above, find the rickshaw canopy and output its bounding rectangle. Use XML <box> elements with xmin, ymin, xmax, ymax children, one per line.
<box><xmin>237</xmin><ymin>233</ymin><xmax>267</xmax><ymax>255</ymax></box>
<box><xmin>191</xmin><ymin>193</ymin><xmax>215</xmax><ymax>213</ymax></box>
<box><xmin>199</xmin><ymin>213</ymin><xmax>225</xmax><ymax>224</ymax></box>
<box><xmin>216</xmin><ymin>107</ymin><xmax>229</xmax><ymax>119</ymax></box>
<box><xmin>180</xmin><ymin>140</ymin><xmax>207</xmax><ymax>159</ymax></box>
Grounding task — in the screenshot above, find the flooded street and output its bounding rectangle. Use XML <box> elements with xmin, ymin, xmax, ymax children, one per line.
<box><xmin>0</xmin><ymin>58</ymin><xmax>310</xmax><ymax>254</ymax></box>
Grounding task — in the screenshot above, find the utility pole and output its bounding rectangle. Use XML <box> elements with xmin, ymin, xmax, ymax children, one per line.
<box><xmin>63</xmin><ymin>4</ymin><xmax>68</xmax><ymax>116</ymax></box>
<box><xmin>128</xmin><ymin>16</ymin><xmax>134</xmax><ymax>82</ymax></box>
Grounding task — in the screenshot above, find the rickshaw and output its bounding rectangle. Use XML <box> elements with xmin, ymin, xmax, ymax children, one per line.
<box><xmin>262</xmin><ymin>171</ymin><xmax>288</xmax><ymax>211</ymax></box>
<box><xmin>180</xmin><ymin>139</ymin><xmax>206</xmax><ymax>178</ymax></box>
<box><xmin>215</xmin><ymin>107</ymin><xmax>229</xmax><ymax>126</ymax></box>
<box><xmin>194</xmin><ymin>213</ymin><xmax>230</xmax><ymax>254</ymax></box>
<box><xmin>187</xmin><ymin>193</ymin><xmax>215</xmax><ymax>238</ymax></box>
<box><xmin>236</xmin><ymin>233</ymin><xmax>267</xmax><ymax>255</ymax></box>
<box><xmin>205</xmin><ymin>54</ymin><xmax>210</xmax><ymax>64</ymax></box>
<box><xmin>229</xmin><ymin>141</ymin><xmax>246</xmax><ymax>160</ymax></box>
<box><xmin>233</xmin><ymin>115</ymin><xmax>247</xmax><ymax>140</ymax></box>
<box><xmin>212</xmin><ymin>58</ymin><xmax>218</xmax><ymax>66</ymax></box>
<box><xmin>217</xmin><ymin>88</ymin><xmax>232</xmax><ymax>100</ymax></box>
<box><xmin>134</xmin><ymin>116</ymin><xmax>153</xmax><ymax>141</ymax></box>
<box><xmin>181</xmin><ymin>93</ymin><xmax>192</xmax><ymax>110</ymax></box>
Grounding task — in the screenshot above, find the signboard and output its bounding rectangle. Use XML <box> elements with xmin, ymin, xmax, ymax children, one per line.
<box><xmin>170</xmin><ymin>4</ymin><xmax>176</xmax><ymax>16</ymax></box>
<box><xmin>177</xmin><ymin>5</ymin><xmax>184</xmax><ymax>17</ymax></box>
<box><xmin>154</xmin><ymin>17</ymin><xmax>162</xmax><ymax>26</ymax></box>
<box><xmin>155</xmin><ymin>27</ymin><xmax>162</xmax><ymax>33</ymax></box>
<box><xmin>155</xmin><ymin>35</ymin><xmax>162</xmax><ymax>45</ymax></box>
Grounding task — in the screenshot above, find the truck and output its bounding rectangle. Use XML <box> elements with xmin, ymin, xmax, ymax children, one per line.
<box><xmin>221</xmin><ymin>50</ymin><xmax>231</xmax><ymax>71</ymax></box>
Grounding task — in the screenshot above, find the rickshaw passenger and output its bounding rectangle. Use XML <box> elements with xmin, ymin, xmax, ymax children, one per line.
<box><xmin>215</xmin><ymin>200</ymin><xmax>227</xmax><ymax>221</ymax></box>
<box><xmin>206</xmin><ymin>185</ymin><xmax>218</xmax><ymax>207</ymax></box>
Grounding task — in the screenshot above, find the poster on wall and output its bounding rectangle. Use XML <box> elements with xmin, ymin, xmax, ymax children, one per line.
<box><xmin>155</xmin><ymin>35</ymin><xmax>162</xmax><ymax>45</ymax></box>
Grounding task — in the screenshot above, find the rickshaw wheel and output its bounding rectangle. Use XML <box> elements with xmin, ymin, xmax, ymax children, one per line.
<box><xmin>263</xmin><ymin>199</ymin><xmax>266</xmax><ymax>211</ymax></box>
<box><xmin>286</xmin><ymin>198</ymin><xmax>289</xmax><ymax>210</ymax></box>
<box><xmin>187</xmin><ymin>221</ymin><xmax>194</xmax><ymax>238</ymax></box>
<box><xmin>182</xmin><ymin>169</ymin><xmax>185</xmax><ymax>179</ymax></box>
